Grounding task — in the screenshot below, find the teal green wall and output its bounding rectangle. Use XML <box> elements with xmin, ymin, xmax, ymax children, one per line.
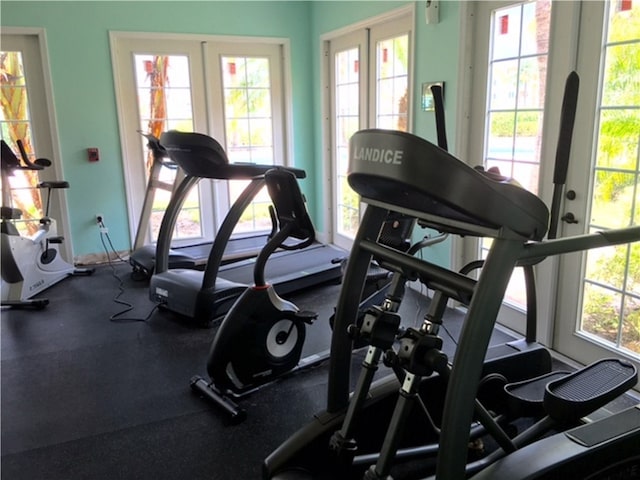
<box><xmin>1</xmin><ymin>1</ymin><xmax>463</xmax><ymax>267</ymax></box>
<box><xmin>1</xmin><ymin>1</ymin><xmax>316</xmax><ymax>258</ymax></box>
<box><xmin>413</xmin><ymin>0</ymin><xmax>462</xmax><ymax>266</ymax></box>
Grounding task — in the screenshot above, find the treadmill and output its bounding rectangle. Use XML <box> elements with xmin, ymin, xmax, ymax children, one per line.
<box><xmin>130</xmin><ymin>132</ymin><xmax>268</xmax><ymax>279</ymax></box>
<box><xmin>149</xmin><ymin>131</ymin><xmax>345</xmax><ymax>327</ymax></box>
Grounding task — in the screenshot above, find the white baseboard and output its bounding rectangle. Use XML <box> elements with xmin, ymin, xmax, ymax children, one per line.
<box><xmin>74</xmin><ymin>251</ymin><xmax>130</xmax><ymax>266</ymax></box>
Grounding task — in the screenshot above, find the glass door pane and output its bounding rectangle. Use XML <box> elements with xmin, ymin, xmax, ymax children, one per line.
<box><xmin>375</xmin><ymin>33</ymin><xmax>409</xmax><ymax>131</ymax></box>
<box><xmin>132</xmin><ymin>54</ymin><xmax>200</xmax><ymax>243</ymax></box>
<box><xmin>0</xmin><ymin>50</ymin><xmax>42</xmax><ymax>236</ymax></box>
<box><xmin>220</xmin><ymin>55</ymin><xmax>275</xmax><ymax>234</ymax></box>
<box><xmin>335</xmin><ymin>46</ymin><xmax>361</xmax><ymax>239</ymax></box>
<box><xmin>482</xmin><ymin>0</ymin><xmax>552</xmax><ymax>310</ymax></box>
<box><xmin>578</xmin><ymin>0</ymin><xmax>640</xmax><ymax>356</ymax></box>
<box><xmin>328</xmin><ymin>15</ymin><xmax>411</xmax><ymax>250</ymax></box>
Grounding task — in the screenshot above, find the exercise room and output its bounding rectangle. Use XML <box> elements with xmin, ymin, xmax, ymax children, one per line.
<box><xmin>1</xmin><ymin>1</ymin><xmax>639</xmax><ymax>479</ymax></box>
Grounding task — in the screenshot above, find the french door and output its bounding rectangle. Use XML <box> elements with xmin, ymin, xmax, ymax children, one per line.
<box><xmin>465</xmin><ymin>0</ymin><xmax>640</xmax><ymax>373</ymax></box>
<box><xmin>204</xmin><ymin>42</ymin><xmax>287</xmax><ymax>237</ymax></box>
<box><xmin>111</xmin><ymin>33</ymin><xmax>288</xmax><ymax>249</ymax></box>
<box><xmin>554</xmin><ymin>0</ymin><xmax>640</xmax><ymax>371</ymax></box>
<box><xmin>0</xmin><ymin>31</ymin><xmax>72</xmax><ymax>261</ymax></box>
<box><xmin>325</xmin><ymin>8</ymin><xmax>413</xmax><ymax>251</ymax></box>
<box><xmin>465</xmin><ymin>0</ymin><xmax>558</xmax><ymax>336</ymax></box>
<box><xmin>112</xmin><ymin>38</ymin><xmax>209</xmax><ymax>249</ymax></box>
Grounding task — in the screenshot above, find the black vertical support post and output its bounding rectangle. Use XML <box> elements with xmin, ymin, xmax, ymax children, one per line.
<box><xmin>154</xmin><ymin>176</ymin><xmax>199</xmax><ymax>274</ymax></box>
<box><xmin>327</xmin><ymin>204</ymin><xmax>389</xmax><ymax>413</ymax></box>
<box><xmin>436</xmin><ymin>236</ymin><xmax>524</xmax><ymax>480</ymax></box>
<box><xmin>365</xmin><ymin>373</ymin><xmax>421</xmax><ymax>480</ymax></box>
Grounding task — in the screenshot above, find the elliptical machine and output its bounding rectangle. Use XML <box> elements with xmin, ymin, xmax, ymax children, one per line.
<box><xmin>191</xmin><ymin>168</ymin><xmax>322</xmax><ymax>422</ymax></box>
<box><xmin>1</xmin><ymin>140</ymin><xmax>93</xmax><ymax>309</ymax></box>
<box><xmin>262</xmin><ymin>72</ymin><xmax>640</xmax><ymax>480</ymax></box>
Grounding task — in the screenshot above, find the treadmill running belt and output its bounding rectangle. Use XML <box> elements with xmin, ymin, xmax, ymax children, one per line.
<box><xmin>177</xmin><ymin>233</ymin><xmax>270</xmax><ymax>266</ymax></box>
<box><xmin>130</xmin><ymin>233</ymin><xmax>270</xmax><ymax>276</ymax></box>
<box><xmin>219</xmin><ymin>242</ymin><xmax>346</xmax><ymax>295</ymax></box>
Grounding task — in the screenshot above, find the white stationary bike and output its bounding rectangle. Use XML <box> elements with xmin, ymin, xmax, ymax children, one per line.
<box><xmin>1</xmin><ymin>140</ymin><xmax>93</xmax><ymax>309</ymax></box>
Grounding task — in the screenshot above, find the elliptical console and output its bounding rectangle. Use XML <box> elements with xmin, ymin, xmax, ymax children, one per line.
<box><xmin>348</xmin><ymin>129</ymin><xmax>550</xmax><ymax>240</ymax></box>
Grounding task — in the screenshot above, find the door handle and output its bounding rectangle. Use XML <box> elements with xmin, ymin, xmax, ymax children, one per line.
<box><xmin>561</xmin><ymin>212</ymin><xmax>579</xmax><ymax>224</ymax></box>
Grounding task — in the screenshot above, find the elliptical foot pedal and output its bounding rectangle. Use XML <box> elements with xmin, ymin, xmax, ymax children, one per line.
<box><xmin>39</xmin><ymin>181</ymin><xmax>69</xmax><ymax>189</ymax></box>
<box><xmin>1</xmin><ymin>206</ymin><xmax>22</xmax><ymax>219</ymax></box>
<box><xmin>504</xmin><ymin>370</ymin><xmax>571</xmax><ymax>417</ymax></box>
<box><xmin>544</xmin><ymin>358</ymin><xmax>637</xmax><ymax>422</ymax></box>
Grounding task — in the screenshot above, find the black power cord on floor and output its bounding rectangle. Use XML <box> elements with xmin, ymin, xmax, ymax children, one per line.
<box><xmin>97</xmin><ymin>219</ymin><xmax>158</xmax><ymax>323</ymax></box>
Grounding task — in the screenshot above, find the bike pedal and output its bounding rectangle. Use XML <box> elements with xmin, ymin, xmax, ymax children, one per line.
<box><xmin>295</xmin><ymin>310</ymin><xmax>318</xmax><ymax>324</ymax></box>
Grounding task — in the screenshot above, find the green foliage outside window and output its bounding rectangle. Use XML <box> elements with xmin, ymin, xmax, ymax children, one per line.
<box><xmin>581</xmin><ymin>4</ymin><xmax>639</xmax><ymax>353</ymax></box>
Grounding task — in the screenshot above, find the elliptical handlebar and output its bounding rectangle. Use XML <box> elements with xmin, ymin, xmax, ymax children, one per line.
<box><xmin>548</xmin><ymin>71</ymin><xmax>579</xmax><ymax>240</ymax></box>
<box><xmin>431</xmin><ymin>84</ymin><xmax>448</xmax><ymax>152</ymax></box>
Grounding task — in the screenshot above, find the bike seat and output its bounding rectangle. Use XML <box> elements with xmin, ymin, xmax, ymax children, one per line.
<box><xmin>1</xmin><ymin>206</ymin><xmax>22</xmax><ymax>220</ymax></box>
<box><xmin>39</xmin><ymin>181</ymin><xmax>69</xmax><ymax>189</ymax></box>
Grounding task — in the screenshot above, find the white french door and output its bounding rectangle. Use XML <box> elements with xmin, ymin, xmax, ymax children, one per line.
<box><xmin>112</xmin><ymin>38</ymin><xmax>209</xmax><ymax>249</ymax></box>
<box><xmin>111</xmin><ymin>33</ymin><xmax>288</xmax><ymax>250</ymax></box>
<box><xmin>325</xmin><ymin>8</ymin><xmax>413</xmax><ymax>251</ymax></box>
<box><xmin>0</xmin><ymin>31</ymin><xmax>72</xmax><ymax>261</ymax></box>
<box><xmin>465</xmin><ymin>0</ymin><xmax>558</xmax><ymax>335</ymax></box>
<box><xmin>328</xmin><ymin>30</ymin><xmax>367</xmax><ymax>251</ymax></box>
<box><xmin>204</xmin><ymin>42</ymin><xmax>287</xmax><ymax>236</ymax></box>
<box><xmin>554</xmin><ymin>0</ymin><xmax>640</xmax><ymax>371</ymax></box>
<box><xmin>465</xmin><ymin>0</ymin><xmax>640</xmax><ymax>374</ymax></box>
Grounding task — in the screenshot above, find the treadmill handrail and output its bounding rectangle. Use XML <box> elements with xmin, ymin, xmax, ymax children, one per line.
<box><xmin>154</xmin><ymin>175</ymin><xmax>200</xmax><ymax>274</ymax></box>
<box><xmin>201</xmin><ymin>177</ymin><xmax>267</xmax><ymax>289</ymax></box>
<box><xmin>153</xmin><ymin>133</ymin><xmax>308</xmax><ymax>279</ymax></box>
<box><xmin>160</xmin><ymin>131</ymin><xmax>306</xmax><ymax>180</ymax></box>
